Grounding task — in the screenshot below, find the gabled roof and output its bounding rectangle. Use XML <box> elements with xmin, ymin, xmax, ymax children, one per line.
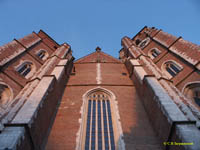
<box><xmin>75</xmin><ymin>49</ymin><xmax>122</xmax><ymax>63</ymax></box>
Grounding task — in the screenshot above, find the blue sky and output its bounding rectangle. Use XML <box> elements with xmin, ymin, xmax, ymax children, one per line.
<box><xmin>0</xmin><ymin>0</ymin><xmax>200</xmax><ymax>60</ymax></box>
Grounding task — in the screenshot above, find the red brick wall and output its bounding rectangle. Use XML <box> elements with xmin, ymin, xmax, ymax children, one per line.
<box><xmin>176</xmin><ymin>71</ymin><xmax>200</xmax><ymax>91</ymax></box>
<box><xmin>0</xmin><ymin>72</ymin><xmax>22</xmax><ymax>98</ymax></box>
<box><xmin>25</xmin><ymin>41</ymin><xmax>54</xmax><ymax>64</ymax></box>
<box><xmin>37</xmin><ymin>30</ymin><xmax>60</xmax><ymax>50</ymax></box>
<box><xmin>142</xmin><ymin>40</ymin><xmax>168</xmax><ymax>62</ymax></box>
<box><xmin>68</xmin><ymin>63</ymin><xmax>97</xmax><ymax>85</ymax></box>
<box><xmin>153</xmin><ymin>31</ymin><xmax>178</xmax><ymax>48</ymax></box>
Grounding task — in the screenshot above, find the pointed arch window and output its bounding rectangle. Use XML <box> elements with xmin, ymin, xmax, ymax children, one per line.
<box><xmin>162</xmin><ymin>60</ymin><xmax>183</xmax><ymax>78</ymax></box>
<box><xmin>16</xmin><ymin>61</ymin><xmax>35</xmax><ymax>79</ymax></box>
<box><xmin>36</xmin><ymin>50</ymin><xmax>48</xmax><ymax>60</ymax></box>
<box><xmin>183</xmin><ymin>82</ymin><xmax>200</xmax><ymax>107</ymax></box>
<box><xmin>85</xmin><ymin>94</ymin><xmax>115</xmax><ymax>150</ymax></box>
<box><xmin>78</xmin><ymin>88</ymin><xmax>125</xmax><ymax>150</ymax></box>
<box><xmin>148</xmin><ymin>48</ymin><xmax>161</xmax><ymax>59</ymax></box>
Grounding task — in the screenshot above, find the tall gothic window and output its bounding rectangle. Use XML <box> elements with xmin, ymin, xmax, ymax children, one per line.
<box><xmin>78</xmin><ymin>88</ymin><xmax>125</xmax><ymax>150</ymax></box>
<box><xmin>85</xmin><ymin>93</ymin><xmax>115</xmax><ymax>150</ymax></box>
<box><xmin>162</xmin><ymin>61</ymin><xmax>183</xmax><ymax>78</ymax></box>
<box><xmin>148</xmin><ymin>48</ymin><xmax>161</xmax><ymax>59</ymax></box>
<box><xmin>36</xmin><ymin>50</ymin><xmax>48</xmax><ymax>60</ymax></box>
<box><xmin>16</xmin><ymin>61</ymin><xmax>35</xmax><ymax>79</ymax></box>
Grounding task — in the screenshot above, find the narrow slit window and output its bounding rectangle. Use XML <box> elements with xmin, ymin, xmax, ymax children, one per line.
<box><xmin>85</xmin><ymin>100</ymin><xmax>91</xmax><ymax>150</ymax></box>
<box><xmin>106</xmin><ymin>100</ymin><xmax>115</xmax><ymax>150</ymax></box>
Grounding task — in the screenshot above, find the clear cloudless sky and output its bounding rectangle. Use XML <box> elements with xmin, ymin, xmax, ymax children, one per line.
<box><xmin>0</xmin><ymin>0</ymin><xmax>200</xmax><ymax>60</ymax></box>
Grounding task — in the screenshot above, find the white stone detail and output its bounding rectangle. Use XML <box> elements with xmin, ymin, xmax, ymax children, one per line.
<box><xmin>130</xmin><ymin>59</ymin><xmax>141</xmax><ymax>66</ymax></box>
<box><xmin>51</xmin><ymin>66</ymin><xmax>65</xmax><ymax>82</ymax></box>
<box><xmin>58</xmin><ymin>59</ymin><xmax>68</xmax><ymax>66</ymax></box>
<box><xmin>96</xmin><ymin>63</ymin><xmax>102</xmax><ymax>84</ymax></box>
<box><xmin>133</xmin><ymin>67</ymin><xmax>147</xmax><ymax>84</ymax></box>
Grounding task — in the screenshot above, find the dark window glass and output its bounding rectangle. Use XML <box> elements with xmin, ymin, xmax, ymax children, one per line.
<box><xmin>85</xmin><ymin>99</ymin><xmax>92</xmax><ymax>149</ymax></box>
<box><xmin>85</xmin><ymin>145</ymin><xmax>89</xmax><ymax>150</ymax></box>
<box><xmin>151</xmin><ymin>49</ymin><xmax>160</xmax><ymax>58</ymax></box>
<box><xmin>170</xmin><ymin>64</ymin><xmax>180</xmax><ymax>74</ymax></box>
<box><xmin>37</xmin><ymin>51</ymin><xmax>46</xmax><ymax>59</ymax></box>
<box><xmin>106</xmin><ymin>100</ymin><xmax>115</xmax><ymax>150</ymax></box>
<box><xmin>165</xmin><ymin>62</ymin><xmax>182</xmax><ymax>78</ymax></box>
<box><xmin>22</xmin><ymin>67</ymin><xmax>31</xmax><ymax>77</ymax></box>
<box><xmin>194</xmin><ymin>91</ymin><xmax>200</xmax><ymax>106</ymax></box>
<box><xmin>17</xmin><ymin>63</ymin><xmax>32</xmax><ymax>77</ymax></box>
<box><xmin>103</xmin><ymin>100</ymin><xmax>110</xmax><ymax>150</ymax></box>
<box><xmin>166</xmin><ymin>66</ymin><xmax>176</xmax><ymax>77</ymax></box>
<box><xmin>18</xmin><ymin>64</ymin><xmax>27</xmax><ymax>74</ymax></box>
<box><xmin>85</xmin><ymin>97</ymin><xmax>115</xmax><ymax>149</ymax></box>
<box><xmin>194</xmin><ymin>97</ymin><xmax>200</xmax><ymax>106</ymax></box>
<box><xmin>135</xmin><ymin>39</ymin><xmax>141</xmax><ymax>45</ymax></box>
<box><xmin>152</xmin><ymin>52</ymin><xmax>158</xmax><ymax>58</ymax></box>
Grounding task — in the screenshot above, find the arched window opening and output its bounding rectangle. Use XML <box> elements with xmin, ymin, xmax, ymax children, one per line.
<box><xmin>77</xmin><ymin>88</ymin><xmax>125</xmax><ymax>150</ymax></box>
<box><xmin>16</xmin><ymin>61</ymin><xmax>35</xmax><ymax>79</ymax></box>
<box><xmin>0</xmin><ymin>83</ymin><xmax>13</xmax><ymax>108</ymax></box>
<box><xmin>36</xmin><ymin>50</ymin><xmax>48</xmax><ymax>60</ymax></box>
<box><xmin>148</xmin><ymin>48</ymin><xmax>161</xmax><ymax>59</ymax></box>
<box><xmin>138</xmin><ymin>37</ymin><xmax>150</xmax><ymax>49</ymax></box>
<box><xmin>162</xmin><ymin>61</ymin><xmax>183</xmax><ymax>78</ymax></box>
<box><xmin>183</xmin><ymin>82</ymin><xmax>200</xmax><ymax>107</ymax></box>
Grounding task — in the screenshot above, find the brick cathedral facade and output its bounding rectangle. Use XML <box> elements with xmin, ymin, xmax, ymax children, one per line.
<box><xmin>0</xmin><ymin>26</ymin><xmax>199</xmax><ymax>150</ymax></box>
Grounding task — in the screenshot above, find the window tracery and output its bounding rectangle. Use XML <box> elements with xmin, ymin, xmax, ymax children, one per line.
<box><xmin>16</xmin><ymin>61</ymin><xmax>36</xmax><ymax>79</ymax></box>
<box><xmin>78</xmin><ymin>88</ymin><xmax>125</xmax><ymax>150</ymax></box>
<box><xmin>138</xmin><ymin>37</ymin><xmax>150</xmax><ymax>49</ymax></box>
<box><xmin>36</xmin><ymin>50</ymin><xmax>48</xmax><ymax>60</ymax></box>
<box><xmin>148</xmin><ymin>48</ymin><xmax>161</xmax><ymax>59</ymax></box>
<box><xmin>162</xmin><ymin>60</ymin><xmax>183</xmax><ymax>78</ymax></box>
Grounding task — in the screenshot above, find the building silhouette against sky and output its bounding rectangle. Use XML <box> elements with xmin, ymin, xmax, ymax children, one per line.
<box><xmin>0</xmin><ymin>26</ymin><xmax>199</xmax><ymax>150</ymax></box>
